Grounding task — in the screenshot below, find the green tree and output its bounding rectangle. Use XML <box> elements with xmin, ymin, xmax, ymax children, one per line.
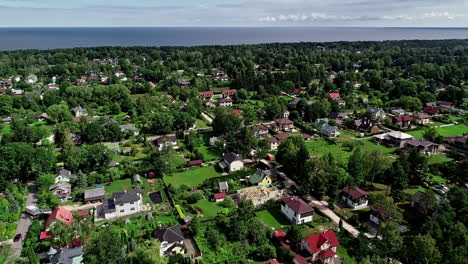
<box><xmin>403</xmin><ymin>234</ymin><xmax>441</xmax><ymax>264</ymax></box>
<box><xmin>127</xmin><ymin>240</ymin><xmax>168</xmax><ymax>264</ymax></box>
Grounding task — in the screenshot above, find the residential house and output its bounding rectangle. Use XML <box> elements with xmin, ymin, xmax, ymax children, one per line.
<box><xmin>274</xmin><ymin>133</ymin><xmax>291</xmax><ymax>142</ymax></box>
<box><xmin>328</xmin><ymin>93</ymin><xmax>341</xmax><ymax>100</ymax></box>
<box><xmin>214</xmin><ymin>193</ymin><xmax>227</xmax><ymax>202</ymax></box>
<box><xmin>153</xmin><ymin>135</ymin><xmax>178</xmax><ymax>151</ymax></box>
<box><xmin>373</xmin><ymin>131</ymin><xmax>414</xmax><ymax>148</ymax></box>
<box><xmin>101</xmin><ymin>189</ymin><xmax>143</xmax><ymax>219</ymax></box>
<box><xmin>392</xmin><ymin>115</ymin><xmax>413</xmax><ymax>128</ymax></box>
<box><xmin>412</xmin><ymin>113</ymin><xmax>432</xmax><ymax>125</ymax></box>
<box><xmin>25</xmin><ymin>74</ymin><xmax>38</xmax><ymax>84</ymax></box>
<box><xmin>436</xmin><ymin>101</ymin><xmax>455</xmax><ymax>109</ymax></box>
<box><xmin>120</xmin><ymin>124</ymin><xmax>139</xmax><ymax>135</ymax></box>
<box><xmin>187</xmin><ymin>160</ymin><xmax>203</xmax><ymax>167</ymax></box>
<box><xmin>445</xmin><ymin>135</ymin><xmax>468</xmax><ymax>145</ymax></box>
<box><xmin>212</xmin><ymin>69</ymin><xmax>230</xmax><ymax>81</ymax></box>
<box><xmin>268</xmin><ymin>137</ymin><xmax>280</xmax><ymax>151</ymax></box>
<box><xmin>45</xmin><ymin>207</ymin><xmax>75</xmax><ymax>228</ymax></box>
<box><xmin>84</xmin><ymin>188</ymin><xmax>105</xmax><ymax>204</ymax></box>
<box><xmin>315</xmin><ymin>118</ymin><xmax>329</xmax><ymax>129</ymax></box>
<box><xmin>290</xmin><ymin>89</ymin><xmax>304</xmax><ymax>95</ymax></box>
<box><xmin>340</xmin><ymin>186</ymin><xmax>369</xmax><ymax>209</ymax></box>
<box><xmin>114</xmin><ymin>71</ymin><xmax>125</xmax><ymax>77</ymax></box>
<box><xmin>391</xmin><ymin>108</ymin><xmax>409</xmax><ymax>116</ymax></box>
<box><xmin>321</xmin><ymin>125</ymin><xmax>340</xmax><ymax>138</ymax></box>
<box><xmin>248</xmin><ymin>170</ymin><xmax>273</xmax><ymax>186</ymax></box>
<box><xmin>423</xmin><ymin>106</ymin><xmax>440</xmax><ymax>115</ymax></box>
<box><xmin>12</xmin><ymin>89</ymin><xmax>23</xmax><ymax>96</ymax></box>
<box><xmin>76</xmin><ymin>77</ymin><xmax>87</xmax><ymax>87</ymax></box>
<box><xmin>301</xmin><ymin>230</ymin><xmax>340</xmax><ymax>264</ymax></box>
<box><xmin>196</xmin><ymin>72</ymin><xmax>205</xmax><ymax>77</ymax></box>
<box><xmin>236</xmin><ymin>185</ymin><xmax>280</xmax><ymax>206</ymax></box>
<box><xmin>404</xmin><ymin>139</ymin><xmax>441</xmax><ymax>155</ymax></box>
<box><xmin>222</xmin><ymin>89</ymin><xmax>237</xmax><ymax>98</ymax></box>
<box><xmin>280</xmin><ymin>196</ymin><xmax>314</xmax><ymax>225</ymax></box>
<box><xmin>354</xmin><ymin>118</ymin><xmax>381</xmax><ymax>134</ymax></box>
<box><xmin>275</xmin><ymin>119</ymin><xmax>294</xmax><ymax>131</ymax></box>
<box><xmin>217</xmin><ymin>98</ymin><xmax>233</xmax><ymax>107</ymax></box>
<box><xmin>219</xmin><ymin>152</ymin><xmax>244</xmax><ymax>172</ymax></box>
<box><xmin>47</xmin><ymin>83</ymin><xmax>60</xmax><ymax>91</ymax></box>
<box><xmin>48</xmin><ymin>246</ymin><xmax>83</xmax><ymax>264</ymax></box>
<box><xmin>54</xmin><ymin>168</ymin><xmax>75</xmax><ymax>183</ymax></box>
<box><xmin>49</xmin><ymin>182</ymin><xmax>72</xmax><ymax>202</ymax></box>
<box><xmin>72</xmin><ymin>106</ymin><xmax>88</xmax><ymax>117</ymax></box>
<box><xmin>218</xmin><ymin>181</ymin><xmax>229</xmax><ymax>192</ymax></box>
<box><xmin>253</xmin><ymin>124</ymin><xmax>270</xmax><ymax>137</ymax></box>
<box><xmin>154</xmin><ymin>225</ymin><xmax>185</xmax><ymax>256</ymax></box>
<box><xmin>369</xmin><ymin>204</ymin><xmax>396</xmax><ymax>226</ymax></box>
<box><xmin>199</xmin><ymin>91</ymin><xmax>214</xmax><ymax>100</ymax></box>
<box><xmin>0</xmin><ymin>80</ymin><xmax>12</xmax><ymax>89</ymax></box>
<box><xmin>282</xmin><ymin>110</ymin><xmax>290</xmax><ymax>119</ymax></box>
<box><xmin>30</xmin><ymin>113</ymin><xmax>49</xmax><ymax>122</ymax></box>
<box><xmin>176</xmin><ymin>78</ymin><xmax>190</xmax><ymax>87</ymax></box>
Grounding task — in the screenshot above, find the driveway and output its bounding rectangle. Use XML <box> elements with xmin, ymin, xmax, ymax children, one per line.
<box><xmin>7</xmin><ymin>187</ymin><xmax>38</xmax><ymax>262</ymax></box>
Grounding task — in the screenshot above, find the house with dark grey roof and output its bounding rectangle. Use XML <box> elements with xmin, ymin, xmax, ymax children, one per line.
<box><xmin>120</xmin><ymin>124</ymin><xmax>139</xmax><ymax>135</ymax></box>
<box><xmin>340</xmin><ymin>186</ymin><xmax>369</xmax><ymax>209</ymax></box>
<box><xmin>54</xmin><ymin>168</ymin><xmax>76</xmax><ymax>183</ymax></box>
<box><xmin>321</xmin><ymin>125</ymin><xmax>340</xmax><ymax>138</ymax></box>
<box><xmin>101</xmin><ymin>189</ymin><xmax>142</xmax><ymax>219</ymax></box>
<box><xmin>72</xmin><ymin>106</ymin><xmax>88</xmax><ymax>117</ymax></box>
<box><xmin>84</xmin><ymin>188</ymin><xmax>105</xmax><ymax>204</ymax></box>
<box><xmin>219</xmin><ymin>152</ymin><xmax>244</xmax><ymax>172</ymax></box>
<box><xmin>404</xmin><ymin>139</ymin><xmax>441</xmax><ymax>155</ymax></box>
<box><xmin>154</xmin><ymin>225</ymin><xmax>185</xmax><ymax>256</ymax></box>
<box><xmin>49</xmin><ymin>182</ymin><xmax>71</xmax><ymax>202</ymax></box>
<box><xmin>48</xmin><ymin>246</ymin><xmax>83</xmax><ymax>264</ymax></box>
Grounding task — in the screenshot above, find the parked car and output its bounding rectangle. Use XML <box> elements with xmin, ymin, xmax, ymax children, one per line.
<box><xmin>14</xmin><ymin>234</ymin><xmax>22</xmax><ymax>242</ymax></box>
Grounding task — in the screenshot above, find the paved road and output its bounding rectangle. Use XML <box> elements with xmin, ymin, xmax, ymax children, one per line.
<box><xmin>7</xmin><ymin>186</ymin><xmax>38</xmax><ymax>262</ymax></box>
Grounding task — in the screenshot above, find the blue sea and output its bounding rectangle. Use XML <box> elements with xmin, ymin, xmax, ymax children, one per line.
<box><xmin>0</xmin><ymin>27</ymin><xmax>467</xmax><ymax>51</ymax></box>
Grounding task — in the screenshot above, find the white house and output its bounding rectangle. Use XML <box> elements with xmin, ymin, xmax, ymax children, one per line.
<box><xmin>153</xmin><ymin>135</ymin><xmax>178</xmax><ymax>151</ymax></box>
<box><xmin>268</xmin><ymin>137</ymin><xmax>279</xmax><ymax>151</ymax></box>
<box><xmin>321</xmin><ymin>125</ymin><xmax>340</xmax><ymax>138</ymax></box>
<box><xmin>219</xmin><ymin>152</ymin><xmax>244</xmax><ymax>172</ymax></box>
<box><xmin>281</xmin><ymin>196</ymin><xmax>314</xmax><ymax>225</ymax></box>
<box><xmin>102</xmin><ymin>189</ymin><xmax>142</xmax><ymax>219</ymax></box>
<box><xmin>153</xmin><ymin>225</ymin><xmax>185</xmax><ymax>256</ymax></box>
<box><xmin>366</xmin><ymin>107</ymin><xmax>386</xmax><ymax>120</ymax></box>
<box><xmin>217</xmin><ymin>98</ymin><xmax>233</xmax><ymax>107</ymax></box>
<box><xmin>72</xmin><ymin>106</ymin><xmax>88</xmax><ymax>117</ymax></box>
<box><xmin>54</xmin><ymin>168</ymin><xmax>75</xmax><ymax>183</ymax></box>
<box><xmin>340</xmin><ymin>186</ymin><xmax>369</xmax><ymax>209</ymax></box>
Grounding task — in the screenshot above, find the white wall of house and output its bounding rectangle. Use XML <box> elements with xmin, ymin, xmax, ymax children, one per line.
<box><xmin>158</xmin><ymin>141</ymin><xmax>178</xmax><ymax>151</ymax></box>
<box><xmin>270</xmin><ymin>142</ymin><xmax>279</xmax><ymax>151</ymax></box>
<box><xmin>281</xmin><ymin>204</ymin><xmax>313</xmax><ymax>225</ymax></box>
<box><xmin>229</xmin><ymin>160</ymin><xmax>244</xmax><ymax>172</ymax></box>
<box><xmin>105</xmin><ymin>197</ymin><xmax>142</xmax><ymax>219</ymax></box>
<box><xmin>160</xmin><ymin>241</ymin><xmax>184</xmax><ymax>256</ymax></box>
<box><xmin>55</xmin><ymin>176</ymin><xmax>70</xmax><ymax>183</ymax></box>
<box><xmin>341</xmin><ymin>196</ymin><xmax>368</xmax><ymax>209</ymax></box>
<box><xmin>369</xmin><ymin>214</ymin><xmax>380</xmax><ymax>225</ymax></box>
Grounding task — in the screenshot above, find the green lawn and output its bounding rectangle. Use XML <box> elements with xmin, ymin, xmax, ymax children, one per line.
<box><xmin>256</xmin><ymin>208</ymin><xmax>291</xmax><ymax>230</ymax></box>
<box><xmin>191</xmin><ymin>200</ymin><xmax>227</xmax><ymax>220</ymax></box>
<box><xmin>408</xmin><ymin>124</ymin><xmax>468</xmax><ymax>139</ymax></box>
<box><xmin>358</xmin><ymin>140</ymin><xmax>397</xmax><ymax>154</ymax></box>
<box><xmin>305</xmin><ymin>139</ymin><xmax>351</xmax><ymax>163</ymax></box>
<box><xmin>337</xmin><ymin>245</ymin><xmax>357</xmax><ymax>264</ymax></box>
<box><xmin>0</xmin><ymin>222</ymin><xmax>17</xmax><ymax>241</ymax></box>
<box><xmin>164</xmin><ymin>166</ymin><xmax>221</xmax><ymax>188</ymax></box>
<box><xmin>0</xmin><ymin>124</ymin><xmax>11</xmax><ymax>136</ymax></box>
<box><xmin>195</xmin><ymin>118</ymin><xmax>210</xmax><ymax>129</ymax></box>
<box><xmin>198</xmin><ymin>134</ymin><xmax>223</xmax><ymax>161</ymax></box>
<box><xmin>169</xmin><ymin>155</ymin><xmax>186</xmax><ymax>168</ymax></box>
<box><xmin>0</xmin><ymin>244</ymin><xmax>11</xmax><ymax>263</ymax></box>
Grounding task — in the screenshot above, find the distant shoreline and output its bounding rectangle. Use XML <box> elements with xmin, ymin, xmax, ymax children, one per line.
<box><xmin>0</xmin><ymin>27</ymin><xmax>467</xmax><ymax>51</ymax></box>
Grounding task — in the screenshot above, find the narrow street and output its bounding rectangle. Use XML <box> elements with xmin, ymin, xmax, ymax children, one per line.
<box><xmin>6</xmin><ymin>186</ymin><xmax>38</xmax><ymax>263</ymax></box>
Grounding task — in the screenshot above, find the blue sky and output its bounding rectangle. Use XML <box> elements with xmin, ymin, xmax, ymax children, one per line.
<box><xmin>0</xmin><ymin>0</ymin><xmax>467</xmax><ymax>27</ymax></box>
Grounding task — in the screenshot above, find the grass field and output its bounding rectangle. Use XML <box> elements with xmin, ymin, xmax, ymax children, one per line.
<box><xmin>164</xmin><ymin>166</ymin><xmax>221</xmax><ymax>188</ymax></box>
<box><xmin>168</xmin><ymin>155</ymin><xmax>186</xmax><ymax>168</ymax></box>
<box><xmin>305</xmin><ymin>139</ymin><xmax>351</xmax><ymax>162</ymax></box>
<box><xmin>427</xmin><ymin>154</ymin><xmax>453</xmax><ymax>165</ymax></box>
<box><xmin>195</xmin><ymin>118</ymin><xmax>210</xmax><ymax>129</ymax></box>
<box><xmin>198</xmin><ymin>134</ymin><xmax>223</xmax><ymax>161</ymax></box>
<box><xmin>192</xmin><ymin>200</ymin><xmax>227</xmax><ymax>220</ymax></box>
<box><xmin>0</xmin><ymin>124</ymin><xmax>11</xmax><ymax>136</ymax></box>
<box><xmin>408</xmin><ymin>124</ymin><xmax>468</xmax><ymax>139</ymax></box>
<box><xmin>256</xmin><ymin>208</ymin><xmax>291</xmax><ymax>230</ymax></box>
<box><xmin>358</xmin><ymin>140</ymin><xmax>397</xmax><ymax>154</ymax></box>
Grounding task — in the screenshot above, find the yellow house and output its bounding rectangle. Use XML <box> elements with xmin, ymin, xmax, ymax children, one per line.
<box><xmin>248</xmin><ymin>173</ymin><xmax>272</xmax><ymax>186</ymax></box>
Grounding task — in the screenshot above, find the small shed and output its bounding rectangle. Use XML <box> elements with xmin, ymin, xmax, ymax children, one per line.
<box><xmin>218</xmin><ymin>181</ymin><xmax>229</xmax><ymax>192</ymax></box>
<box><xmin>214</xmin><ymin>193</ymin><xmax>227</xmax><ymax>202</ymax></box>
<box><xmin>187</xmin><ymin>160</ymin><xmax>203</xmax><ymax>167</ymax></box>
<box><xmin>133</xmin><ymin>174</ymin><xmax>141</xmax><ymax>184</ymax></box>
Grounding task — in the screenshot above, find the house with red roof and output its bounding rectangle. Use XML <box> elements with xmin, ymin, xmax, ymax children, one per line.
<box><xmin>423</xmin><ymin>106</ymin><xmax>440</xmax><ymax>115</ymax></box>
<box><xmin>213</xmin><ymin>193</ymin><xmax>226</xmax><ymax>202</ymax></box>
<box><xmin>281</xmin><ymin>196</ymin><xmax>314</xmax><ymax>225</ymax></box>
<box><xmin>340</xmin><ymin>186</ymin><xmax>369</xmax><ymax>209</ymax></box>
<box><xmin>392</xmin><ymin>115</ymin><xmax>413</xmax><ymax>128</ymax></box>
<box><xmin>301</xmin><ymin>230</ymin><xmax>340</xmax><ymax>264</ymax></box>
<box><xmin>328</xmin><ymin>93</ymin><xmax>341</xmax><ymax>100</ymax></box>
<box><xmin>199</xmin><ymin>91</ymin><xmax>214</xmax><ymax>100</ymax></box>
<box><xmin>45</xmin><ymin>207</ymin><xmax>75</xmax><ymax>232</ymax></box>
<box><xmin>222</xmin><ymin>89</ymin><xmax>237</xmax><ymax>98</ymax></box>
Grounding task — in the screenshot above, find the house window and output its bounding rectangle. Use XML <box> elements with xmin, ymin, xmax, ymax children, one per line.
<box><xmin>120</xmin><ymin>209</ymin><xmax>124</xmax><ymax>213</ymax></box>
<box><xmin>131</xmin><ymin>208</ymin><xmax>135</xmax><ymax>211</ymax></box>
<box><xmin>130</xmin><ymin>202</ymin><xmax>134</xmax><ymax>205</ymax></box>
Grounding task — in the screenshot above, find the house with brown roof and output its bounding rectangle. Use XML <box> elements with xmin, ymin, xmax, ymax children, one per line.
<box><xmin>354</xmin><ymin>118</ymin><xmax>381</xmax><ymax>134</ymax></box>
<box><xmin>222</xmin><ymin>89</ymin><xmax>237</xmax><ymax>98</ymax></box>
<box><xmin>340</xmin><ymin>186</ymin><xmax>369</xmax><ymax>209</ymax></box>
<box><xmin>301</xmin><ymin>230</ymin><xmax>340</xmax><ymax>264</ymax></box>
<box><xmin>268</xmin><ymin>137</ymin><xmax>280</xmax><ymax>151</ymax></box>
<box><xmin>392</xmin><ymin>115</ymin><xmax>413</xmax><ymax>128</ymax></box>
<box><xmin>412</xmin><ymin>113</ymin><xmax>432</xmax><ymax>125</ymax></box>
<box><xmin>253</xmin><ymin>124</ymin><xmax>270</xmax><ymax>137</ymax></box>
<box><xmin>423</xmin><ymin>106</ymin><xmax>440</xmax><ymax>115</ymax></box>
<box><xmin>281</xmin><ymin>196</ymin><xmax>314</xmax><ymax>225</ymax></box>
<box><xmin>404</xmin><ymin>139</ymin><xmax>441</xmax><ymax>155</ymax></box>
<box><xmin>275</xmin><ymin>119</ymin><xmax>294</xmax><ymax>131</ymax></box>
<box><xmin>199</xmin><ymin>91</ymin><xmax>213</xmax><ymax>100</ymax></box>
